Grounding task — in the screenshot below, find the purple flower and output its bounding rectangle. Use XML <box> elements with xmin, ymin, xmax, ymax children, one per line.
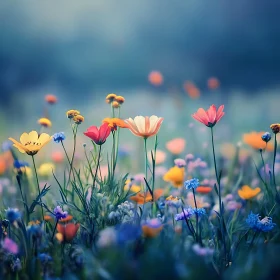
<box><xmin>143</xmin><ymin>218</ymin><xmax>162</xmax><ymax>228</ymax></box>
<box><xmin>175</xmin><ymin>208</ymin><xmax>194</xmax><ymax>221</ymax></box>
<box><xmin>53</xmin><ymin>206</ymin><xmax>68</xmax><ymax>220</ymax></box>
<box><xmin>192</xmin><ymin>244</ymin><xmax>214</xmax><ymax>256</ymax></box>
<box><xmin>2</xmin><ymin>238</ymin><xmax>18</xmax><ymax>254</ymax></box>
<box><xmin>174</xmin><ymin>158</ymin><xmax>186</xmax><ymax>168</ymax></box>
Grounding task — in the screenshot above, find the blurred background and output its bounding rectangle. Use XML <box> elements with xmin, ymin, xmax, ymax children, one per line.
<box><xmin>0</xmin><ymin>0</ymin><xmax>279</xmax><ymax>148</ymax></box>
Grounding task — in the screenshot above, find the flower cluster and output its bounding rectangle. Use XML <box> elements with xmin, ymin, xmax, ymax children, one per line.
<box><xmin>246</xmin><ymin>212</ymin><xmax>276</xmax><ymax>232</ymax></box>
<box><xmin>184</xmin><ymin>178</ymin><xmax>200</xmax><ymax>190</ymax></box>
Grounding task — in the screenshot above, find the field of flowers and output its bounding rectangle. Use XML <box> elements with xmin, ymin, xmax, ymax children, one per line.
<box><xmin>0</xmin><ymin>90</ymin><xmax>280</xmax><ymax>280</ymax></box>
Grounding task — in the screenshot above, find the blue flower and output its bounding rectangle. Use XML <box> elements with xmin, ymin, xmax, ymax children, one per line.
<box><xmin>175</xmin><ymin>208</ymin><xmax>194</xmax><ymax>221</ymax></box>
<box><xmin>246</xmin><ymin>212</ymin><xmax>276</xmax><ymax>232</ymax></box>
<box><xmin>1</xmin><ymin>141</ymin><xmax>13</xmax><ymax>152</ymax></box>
<box><xmin>5</xmin><ymin>208</ymin><xmax>21</xmax><ymax>223</ymax></box>
<box><xmin>184</xmin><ymin>178</ymin><xmax>200</xmax><ymax>190</ymax></box>
<box><xmin>13</xmin><ymin>160</ymin><xmax>29</xmax><ymax>169</ymax></box>
<box><xmin>38</xmin><ymin>253</ymin><xmax>52</xmax><ymax>264</ymax></box>
<box><xmin>261</xmin><ymin>132</ymin><xmax>271</xmax><ymax>143</ymax></box>
<box><xmin>193</xmin><ymin>208</ymin><xmax>206</xmax><ymax>217</ymax></box>
<box><xmin>53</xmin><ymin>206</ymin><xmax>68</xmax><ymax>220</ymax></box>
<box><xmin>53</xmin><ymin>132</ymin><xmax>66</xmax><ymax>143</ymax></box>
<box><xmin>116</xmin><ymin>223</ymin><xmax>141</xmax><ymax>245</ymax></box>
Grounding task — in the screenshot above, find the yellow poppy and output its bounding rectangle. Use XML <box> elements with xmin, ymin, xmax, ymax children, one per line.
<box><xmin>163</xmin><ymin>166</ymin><xmax>185</xmax><ymax>187</ymax></box>
<box><xmin>238</xmin><ymin>185</ymin><xmax>261</xmax><ymax>200</ymax></box>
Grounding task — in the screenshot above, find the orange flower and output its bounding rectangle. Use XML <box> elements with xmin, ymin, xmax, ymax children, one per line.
<box><xmin>0</xmin><ymin>159</ymin><xmax>6</xmax><ymax>175</ymax></box>
<box><xmin>102</xmin><ymin>118</ymin><xmax>129</xmax><ymax>131</ymax></box>
<box><xmin>51</xmin><ymin>151</ymin><xmax>64</xmax><ymax>163</ymax></box>
<box><xmin>59</xmin><ymin>215</ymin><xmax>73</xmax><ymax>223</ymax></box>
<box><xmin>105</xmin><ymin>93</ymin><xmax>117</xmax><ymax>104</ymax></box>
<box><xmin>57</xmin><ymin>223</ymin><xmax>80</xmax><ymax>242</ymax></box>
<box><xmin>163</xmin><ymin>166</ymin><xmax>185</xmax><ymax>188</ymax></box>
<box><xmin>148</xmin><ymin>149</ymin><xmax>166</xmax><ymax>165</ymax></box>
<box><xmin>38</xmin><ymin>118</ymin><xmax>52</xmax><ymax>128</ymax></box>
<box><xmin>196</xmin><ymin>186</ymin><xmax>212</xmax><ymax>194</ymax></box>
<box><xmin>183</xmin><ymin>81</ymin><xmax>200</xmax><ymax>99</ymax></box>
<box><xmin>115</xmin><ymin>95</ymin><xmax>125</xmax><ymax>104</ymax></box>
<box><xmin>125</xmin><ymin>116</ymin><xmax>163</xmax><ymax>138</ymax></box>
<box><xmin>270</xmin><ymin>123</ymin><xmax>280</xmax><ymax>134</ymax></box>
<box><xmin>142</xmin><ymin>219</ymin><xmax>163</xmax><ymax>238</ymax></box>
<box><xmin>130</xmin><ymin>189</ymin><xmax>164</xmax><ymax>204</ymax></box>
<box><xmin>207</xmin><ymin>77</ymin><xmax>220</xmax><ymax>90</ymax></box>
<box><xmin>238</xmin><ymin>185</ymin><xmax>261</xmax><ymax>200</ymax></box>
<box><xmin>45</xmin><ymin>94</ymin><xmax>57</xmax><ymax>104</ymax></box>
<box><xmin>44</xmin><ymin>215</ymin><xmax>53</xmax><ymax>221</ymax></box>
<box><xmin>243</xmin><ymin>132</ymin><xmax>273</xmax><ymax>151</ymax></box>
<box><xmin>166</xmin><ymin>138</ymin><xmax>185</xmax><ymax>154</ymax></box>
<box><xmin>148</xmin><ymin>71</ymin><xmax>163</xmax><ymax>86</ymax></box>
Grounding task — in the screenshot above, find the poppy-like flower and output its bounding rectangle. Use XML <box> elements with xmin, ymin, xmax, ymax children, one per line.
<box><xmin>0</xmin><ymin>159</ymin><xmax>6</xmax><ymax>175</ymax></box>
<box><xmin>2</xmin><ymin>238</ymin><xmax>18</xmax><ymax>254</ymax></box>
<box><xmin>84</xmin><ymin>123</ymin><xmax>111</xmax><ymax>145</ymax></box>
<box><xmin>130</xmin><ymin>189</ymin><xmax>164</xmax><ymax>204</ymax></box>
<box><xmin>238</xmin><ymin>185</ymin><xmax>261</xmax><ymax>200</ymax></box>
<box><xmin>9</xmin><ymin>131</ymin><xmax>52</xmax><ymax>156</ymax></box>
<box><xmin>142</xmin><ymin>219</ymin><xmax>163</xmax><ymax>238</ymax></box>
<box><xmin>184</xmin><ymin>178</ymin><xmax>199</xmax><ymax>190</ymax></box>
<box><xmin>115</xmin><ymin>95</ymin><xmax>125</xmax><ymax>104</ymax></box>
<box><xmin>38</xmin><ymin>162</ymin><xmax>55</xmax><ymax>176</ymax></box>
<box><xmin>51</xmin><ymin>151</ymin><xmax>64</xmax><ymax>163</ymax></box>
<box><xmin>53</xmin><ymin>132</ymin><xmax>66</xmax><ymax>143</ymax></box>
<box><xmin>246</xmin><ymin>212</ymin><xmax>276</xmax><ymax>232</ymax></box>
<box><xmin>163</xmin><ymin>166</ymin><xmax>185</xmax><ymax>187</ymax></box>
<box><xmin>105</xmin><ymin>93</ymin><xmax>117</xmax><ymax>104</ymax></box>
<box><xmin>261</xmin><ymin>132</ymin><xmax>271</xmax><ymax>143</ymax></box>
<box><xmin>148</xmin><ymin>71</ymin><xmax>163</xmax><ymax>86</ymax></box>
<box><xmin>44</xmin><ymin>215</ymin><xmax>53</xmax><ymax>222</ymax></box>
<box><xmin>59</xmin><ymin>215</ymin><xmax>73</xmax><ymax>223</ymax></box>
<box><xmin>73</xmin><ymin>114</ymin><xmax>84</xmax><ymax>124</ymax></box>
<box><xmin>183</xmin><ymin>81</ymin><xmax>200</xmax><ymax>99</ymax></box>
<box><xmin>57</xmin><ymin>223</ymin><xmax>80</xmax><ymax>242</ymax></box>
<box><xmin>53</xmin><ymin>206</ymin><xmax>68</xmax><ymax>220</ymax></box>
<box><xmin>66</xmin><ymin>110</ymin><xmax>80</xmax><ymax>119</ymax></box>
<box><xmin>243</xmin><ymin>131</ymin><xmax>274</xmax><ymax>151</ymax></box>
<box><xmin>166</xmin><ymin>138</ymin><xmax>186</xmax><ymax>155</ymax></box>
<box><xmin>270</xmin><ymin>123</ymin><xmax>280</xmax><ymax>134</ymax></box>
<box><xmin>192</xmin><ymin>105</ymin><xmax>224</xmax><ymax>127</ymax></box>
<box><xmin>45</xmin><ymin>94</ymin><xmax>57</xmax><ymax>104</ymax></box>
<box><xmin>102</xmin><ymin>118</ymin><xmax>129</xmax><ymax>131</ymax></box>
<box><xmin>196</xmin><ymin>186</ymin><xmax>212</xmax><ymax>194</ymax></box>
<box><xmin>148</xmin><ymin>149</ymin><xmax>166</xmax><ymax>165</ymax></box>
<box><xmin>125</xmin><ymin>116</ymin><xmax>163</xmax><ymax>139</ymax></box>
<box><xmin>38</xmin><ymin>117</ymin><xmax>52</xmax><ymax>128</ymax></box>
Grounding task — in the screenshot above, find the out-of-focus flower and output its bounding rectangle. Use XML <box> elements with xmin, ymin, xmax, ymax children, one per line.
<box><xmin>51</xmin><ymin>151</ymin><xmax>64</xmax><ymax>163</ymax></box>
<box><xmin>2</xmin><ymin>141</ymin><xmax>13</xmax><ymax>152</ymax></box>
<box><xmin>57</xmin><ymin>223</ymin><xmax>80</xmax><ymax>242</ymax></box>
<box><xmin>130</xmin><ymin>189</ymin><xmax>163</xmax><ymax>204</ymax></box>
<box><xmin>116</xmin><ymin>223</ymin><xmax>142</xmax><ymax>245</ymax></box>
<box><xmin>38</xmin><ymin>253</ymin><xmax>52</xmax><ymax>265</ymax></box>
<box><xmin>175</xmin><ymin>208</ymin><xmax>194</xmax><ymax>221</ymax></box>
<box><xmin>115</xmin><ymin>95</ymin><xmax>125</xmax><ymax>104</ymax></box>
<box><xmin>246</xmin><ymin>212</ymin><xmax>276</xmax><ymax>232</ymax></box>
<box><xmin>270</xmin><ymin>123</ymin><xmax>280</xmax><ymax>134</ymax></box>
<box><xmin>148</xmin><ymin>71</ymin><xmax>163</xmax><ymax>86</ymax></box>
<box><xmin>238</xmin><ymin>185</ymin><xmax>261</xmax><ymax>200</ymax></box>
<box><xmin>27</xmin><ymin>221</ymin><xmax>43</xmax><ymax>238</ymax></box>
<box><xmin>9</xmin><ymin>131</ymin><xmax>52</xmax><ymax>156</ymax></box>
<box><xmin>186</xmin><ymin>192</ymin><xmax>210</xmax><ymax>208</ymax></box>
<box><xmin>183</xmin><ymin>81</ymin><xmax>200</xmax><ymax>99</ymax></box>
<box><xmin>45</xmin><ymin>94</ymin><xmax>57</xmax><ymax>104</ymax></box>
<box><xmin>105</xmin><ymin>93</ymin><xmax>117</xmax><ymax>104</ymax></box>
<box><xmin>97</xmin><ymin>227</ymin><xmax>117</xmax><ymax>248</ymax></box>
<box><xmin>226</xmin><ymin>200</ymin><xmax>242</xmax><ymax>211</ymax></box>
<box><xmin>163</xmin><ymin>166</ymin><xmax>185</xmax><ymax>187</ymax></box>
<box><xmin>142</xmin><ymin>218</ymin><xmax>163</xmax><ymax>238</ymax></box>
<box><xmin>148</xmin><ymin>149</ymin><xmax>166</xmax><ymax>165</ymax></box>
<box><xmin>102</xmin><ymin>118</ymin><xmax>129</xmax><ymax>131</ymax></box>
<box><xmin>53</xmin><ymin>132</ymin><xmax>66</xmax><ymax>143</ymax></box>
<box><xmin>38</xmin><ymin>118</ymin><xmax>52</xmax><ymax>128</ymax></box>
<box><xmin>124</xmin><ymin>179</ymin><xmax>141</xmax><ymax>193</ymax></box>
<box><xmin>44</xmin><ymin>215</ymin><xmax>53</xmax><ymax>222</ymax></box>
<box><xmin>59</xmin><ymin>215</ymin><xmax>73</xmax><ymax>223</ymax></box>
<box><xmin>53</xmin><ymin>206</ymin><xmax>68</xmax><ymax>220</ymax></box>
<box><xmin>174</xmin><ymin>158</ymin><xmax>186</xmax><ymax>167</ymax></box>
<box><xmin>196</xmin><ymin>186</ymin><xmax>212</xmax><ymax>194</ymax></box>
<box><xmin>125</xmin><ymin>116</ymin><xmax>163</xmax><ymax>138</ymax></box>
<box><xmin>0</xmin><ymin>159</ymin><xmax>6</xmax><ymax>175</ymax></box>
<box><xmin>192</xmin><ymin>244</ymin><xmax>214</xmax><ymax>256</ymax></box>
<box><xmin>193</xmin><ymin>208</ymin><xmax>206</xmax><ymax>217</ymax></box>
<box><xmin>192</xmin><ymin>105</ymin><xmax>224</xmax><ymax>127</ymax></box>
<box><xmin>261</xmin><ymin>132</ymin><xmax>272</xmax><ymax>143</ymax></box>
<box><xmin>5</xmin><ymin>208</ymin><xmax>21</xmax><ymax>223</ymax></box>
<box><xmin>207</xmin><ymin>77</ymin><xmax>220</xmax><ymax>90</ymax></box>
<box><xmin>112</xmin><ymin>101</ymin><xmax>120</xmax><ymax>108</ymax></box>
<box><xmin>66</xmin><ymin>109</ymin><xmax>80</xmax><ymax>119</ymax></box>
<box><xmin>38</xmin><ymin>163</ymin><xmax>55</xmax><ymax>177</ymax></box>
<box><xmin>73</xmin><ymin>114</ymin><xmax>85</xmax><ymax>124</ymax></box>
<box><xmin>165</xmin><ymin>195</ymin><xmax>182</xmax><ymax>208</ymax></box>
<box><xmin>13</xmin><ymin>160</ymin><xmax>29</xmax><ymax>169</ymax></box>
<box><xmin>243</xmin><ymin>131</ymin><xmax>273</xmax><ymax>151</ymax></box>
<box><xmin>184</xmin><ymin>178</ymin><xmax>199</xmax><ymax>190</ymax></box>
<box><xmin>220</xmin><ymin>143</ymin><xmax>236</xmax><ymax>160</ymax></box>
<box><xmin>2</xmin><ymin>238</ymin><xmax>18</xmax><ymax>254</ymax></box>
<box><xmin>155</xmin><ymin>166</ymin><xmax>168</xmax><ymax>177</ymax></box>
<box><xmin>84</xmin><ymin>123</ymin><xmax>111</xmax><ymax>145</ymax></box>
<box><xmin>11</xmin><ymin>258</ymin><xmax>21</xmax><ymax>272</ymax></box>
<box><xmin>166</xmin><ymin>138</ymin><xmax>185</xmax><ymax>155</ymax></box>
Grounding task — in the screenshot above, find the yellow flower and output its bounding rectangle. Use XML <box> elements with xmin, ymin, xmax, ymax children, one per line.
<box><xmin>270</xmin><ymin>123</ymin><xmax>280</xmax><ymax>134</ymax></box>
<box><xmin>124</xmin><ymin>179</ymin><xmax>141</xmax><ymax>193</ymax></box>
<box><xmin>165</xmin><ymin>195</ymin><xmax>179</xmax><ymax>202</ymax></box>
<box><xmin>66</xmin><ymin>110</ymin><xmax>80</xmax><ymax>119</ymax></box>
<box><xmin>112</xmin><ymin>101</ymin><xmax>120</xmax><ymax>108</ymax></box>
<box><xmin>73</xmin><ymin>114</ymin><xmax>84</xmax><ymax>124</ymax></box>
<box><xmin>238</xmin><ymin>185</ymin><xmax>261</xmax><ymax>200</ymax></box>
<box><xmin>102</xmin><ymin>118</ymin><xmax>129</xmax><ymax>130</ymax></box>
<box><xmin>38</xmin><ymin>163</ymin><xmax>55</xmax><ymax>177</ymax></box>
<box><xmin>105</xmin><ymin>93</ymin><xmax>117</xmax><ymax>104</ymax></box>
<box><xmin>163</xmin><ymin>166</ymin><xmax>185</xmax><ymax>188</ymax></box>
<box><xmin>9</xmin><ymin>131</ymin><xmax>52</xmax><ymax>156</ymax></box>
<box><xmin>38</xmin><ymin>118</ymin><xmax>52</xmax><ymax>128</ymax></box>
<box><xmin>115</xmin><ymin>95</ymin><xmax>125</xmax><ymax>104</ymax></box>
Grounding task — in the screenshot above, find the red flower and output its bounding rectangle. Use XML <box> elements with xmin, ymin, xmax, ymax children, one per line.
<box><xmin>57</xmin><ymin>223</ymin><xmax>80</xmax><ymax>242</ymax></box>
<box><xmin>84</xmin><ymin>123</ymin><xmax>111</xmax><ymax>145</ymax></box>
<box><xmin>192</xmin><ymin>105</ymin><xmax>224</xmax><ymax>127</ymax></box>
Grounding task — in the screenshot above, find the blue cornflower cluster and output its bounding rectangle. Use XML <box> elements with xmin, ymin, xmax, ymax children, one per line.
<box><xmin>193</xmin><ymin>208</ymin><xmax>206</xmax><ymax>217</ymax></box>
<box><xmin>184</xmin><ymin>178</ymin><xmax>200</xmax><ymax>190</ymax></box>
<box><xmin>5</xmin><ymin>208</ymin><xmax>21</xmax><ymax>223</ymax></box>
<box><xmin>246</xmin><ymin>212</ymin><xmax>276</xmax><ymax>232</ymax></box>
<box><xmin>175</xmin><ymin>208</ymin><xmax>194</xmax><ymax>221</ymax></box>
<box><xmin>38</xmin><ymin>253</ymin><xmax>53</xmax><ymax>265</ymax></box>
<box><xmin>53</xmin><ymin>206</ymin><xmax>68</xmax><ymax>220</ymax></box>
<box><xmin>53</xmin><ymin>132</ymin><xmax>66</xmax><ymax>143</ymax></box>
<box><xmin>261</xmin><ymin>132</ymin><xmax>271</xmax><ymax>143</ymax></box>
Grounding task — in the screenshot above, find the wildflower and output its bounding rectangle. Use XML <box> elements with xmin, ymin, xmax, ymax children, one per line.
<box><xmin>130</xmin><ymin>189</ymin><xmax>163</xmax><ymax>204</ymax></box>
<box><xmin>73</xmin><ymin>114</ymin><xmax>85</xmax><ymax>124</ymax></box>
<box><xmin>45</xmin><ymin>94</ymin><xmax>57</xmax><ymax>104</ymax></box>
<box><xmin>226</xmin><ymin>200</ymin><xmax>242</xmax><ymax>211</ymax></box>
<box><xmin>84</xmin><ymin>123</ymin><xmax>111</xmax><ymax>145</ymax></box>
<box><xmin>51</xmin><ymin>151</ymin><xmax>64</xmax><ymax>163</ymax></box>
<box><xmin>9</xmin><ymin>131</ymin><xmax>52</xmax><ymax>156</ymax></box>
<box><xmin>44</xmin><ymin>215</ymin><xmax>53</xmax><ymax>221</ymax></box>
<box><xmin>174</xmin><ymin>158</ymin><xmax>186</xmax><ymax>167</ymax></box>
<box><xmin>5</xmin><ymin>208</ymin><xmax>21</xmax><ymax>223</ymax></box>
<box><xmin>13</xmin><ymin>160</ymin><xmax>29</xmax><ymax>169</ymax></box>
<box><xmin>53</xmin><ymin>206</ymin><xmax>68</xmax><ymax>220</ymax></box>
<box><xmin>66</xmin><ymin>109</ymin><xmax>80</xmax><ymax>119</ymax></box>
<box><xmin>125</xmin><ymin>115</ymin><xmax>163</xmax><ymax>138</ymax></box>
<box><xmin>115</xmin><ymin>95</ymin><xmax>125</xmax><ymax>104</ymax></box>
<box><xmin>59</xmin><ymin>215</ymin><xmax>73</xmax><ymax>223</ymax></box>
<box><xmin>124</xmin><ymin>179</ymin><xmax>141</xmax><ymax>193</ymax></box>
<box><xmin>148</xmin><ymin>149</ymin><xmax>166</xmax><ymax>165</ymax></box>
<box><xmin>165</xmin><ymin>195</ymin><xmax>182</xmax><ymax>208</ymax></box>
<box><xmin>38</xmin><ymin>117</ymin><xmax>52</xmax><ymax>128</ymax></box>
<box><xmin>183</xmin><ymin>81</ymin><xmax>200</xmax><ymax>99</ymax></box>
<box><xmin>166</xmin><ymin>138</ymin><xmax>186</xmax><ymax>155</ymax></box>
<box><xmin>175</xmin><ymin>208</ymin><xmax>194</xmax><ymax>221</ymax></box>
<box><xmin>27</xmin><ymin>221</ymin><xmax>43</xmax><ymax>238</ymax></box>
<box><xmin>184</xmin><ymin>178</ymin><xmax>199</xmax><ymax>190</ymax></box>
<box><xmin>57</xmin><ymin>223</ymin><xmax>80</xmax><ymax>242</ymax></box>
<box><xmin>97</xmin><ymin>227</ymin><xmax>117</xmax><ymax>248</ymax></box>
<box><xmin>38</xmin><ymin>253</ymin><xmax>52</xmax><ymax>265</ymax></box>
<box><xmin>38</xmin><ymin>163</ymin><xmax>55</xmax><ymax>176</ymax></box>
<box><xmin>116</xmin><ymin>223</ymin><xmax>142</xmax><ymax>245</ymax></box>
<box><xmin>243</xmin><ymin>131</ymin><xmax>273</xmax><ymax>151</ymax></box>
<box><xmin>193</xmin><ymin>208</ymin><xmax>206</xmax><ymax>217</ymax></box>
<box><xmin>112</xmin><ymin>101</ymin><xmax>120</xmax><ymax>108</ymax></box>
<box><xmin>192</xmin><ymin>105</ymin><xmax>224</xmax><ymax>127</ymax></box>
<box><xmin>105</xmin><ymin>93</ymin><xmax>117</xmax><ymax>104</ymax></box>
<box><xmin>163</xmin><ymin>166</ymin><xmax>185</xmax><ymax>187</ymax></box>
<box><xmin>142</xmin><ymin>218</ymin><xmax>163</xmax><ymax>238</ymax></box>
<box><xmin>270</xmin><ymin>123</ymin><xmax>280</xmax><ymax>134</ymax></box>
<box><xmin>246</xmin><ymin>212</ymin><xmax>276</xmax><ymax>232</ymax></box>
<box><xmin>102</xmin><ymin>118</ymin><xmax>129</xmax><ymax>131</ymax></box>
<box><xmin>192</xmin><ymin>244</ymin><xmax>214</xmax><ymax>256</ymax></box>
<box><xmin>148</xmin><ymin>71</ymin><xmax>163</xmax><ymax>86</ymax></box>
<box><xmin>261</xmin><ymin>132</ymin><xmax>272</xmax><ymax>143</ymax></box>
<box><xmin>196</xmin><ymin>186</ymin><xmax>212</xmax><ymax>194</ymax></box>
<box><xmin>53</xmin><ymin>132</ymin><xmax>66</xmax><ymax>143</ymax></box>
<box><xmin>2</xmin><ymin>238</ymin><xmax>18</xmax><ymax>254</ymax></box>
<box><xmin>207</xmin><ymin>77</ymin><xmax>220</xmax><ymax>90</ymax></box>
<box><xmin>0</xmin><ymin>159</ymin><xmax>6</xmax><ymax>175</ymax></box>
<box><xmin>238</xmin><ymin>185</ymin><xmax>261</xmax><ymax>200</ymax></box>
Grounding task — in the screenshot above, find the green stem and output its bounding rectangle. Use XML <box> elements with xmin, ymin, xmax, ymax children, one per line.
<box><xmin>16</xmin><ymin>175</ymin><xmax>29</xmax><ymax>223</ymax></box>
<box><xmin>192</xmin><ymin>188</ymin><xmax>199</xmax><ymax>242</ymax></box>
<box><xmin>91</xmin><ymin>145</ymin><xmax>102</xmax><ymax>203</ymax></box>
<box><xmin>84</xmin><ymin>146</ymin><xmax>95</xmax><ymax>186</ymax></box>
<box><xmin>272</xmin><ymin>134</ymin><xmax>278</xmax><ymax>190</ymax></box>
<box><xmin>31</xmin><ymin>155</ymin><xmax>44</xmax><ymax>220</ymax></box>
<box><xmin>144</xmin><ymin>137</ymin><xmax>148</xmax><ymax>182</ymax></box>
<box><xmin>51</xmin><ymin>220</ymin><xmax>58</xmax><ymax>241</ymax></box>
<box><xmin>61</xmin><ymin>141</ymin><xmax>71</xmax><ymax>165</ymax></box>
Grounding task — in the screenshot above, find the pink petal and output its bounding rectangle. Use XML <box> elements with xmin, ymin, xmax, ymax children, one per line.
<box><xmin>206</xmin><ymin>105</ymin><xmax>217</xmax><ymax>124</ymax></box>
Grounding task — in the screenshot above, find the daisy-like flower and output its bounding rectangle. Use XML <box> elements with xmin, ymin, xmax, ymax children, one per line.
<box><xmin>125</xmin><ymin>115</ymin><xmax>163</xmax><ymax>139</ymax></box>
<box><xmin>66</xmin><ymin>109</ymin><xmax>80</xmax><ymax>119</ymax></box>
<box><xmin>192</xmin><ymin>104</ymin><xmax>224</xmax><ymax>127</ymax></box>
<box><xmin>9</xmin><ymin>131</ymin><xmax>52</xmax><ymax>156</ymax></box>
<box><xmin>38</xmin><ymin>118</ymin><xmax>52</xmax><ymax>128</ymax></box>
<box><xmin>73</xmin><ymin>114</ymin><xmax>85</xmax><ymax>124</ymax></box>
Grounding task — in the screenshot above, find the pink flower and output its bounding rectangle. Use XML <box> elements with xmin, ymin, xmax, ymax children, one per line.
<box><xmin>166</xmin><ymin>138</ymin><xmax>186</xmax><ymax>155</ymax></box>
<box><xmin>84</xmin><ymin>123</ymin><xmax>111</xmax><ymax>145</ymax></box>
<box><xmin>192</xmin><ymin>105</ymin><xmax>225</xmax><ymax>127</ymax></box>
<box><xmin>2</xmin><ymin>238</ymin><xmax>18</xmax><ymax>254</ymax></box>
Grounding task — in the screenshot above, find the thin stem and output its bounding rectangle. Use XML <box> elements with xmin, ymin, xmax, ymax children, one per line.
<box><xmin>61</xmin><ymin>141</ymin><xmax>71</xmax><ymax>165</ymax></box>
<box><xmin>84</xmin><ymin>146</ymin><xmax>95</xmax><ymax>185</ymax></box>
<box><xmin>249</xmin><ymin>231</ymin><xmax>258</xmax><ymax>250</ymax></box>
<box><xmin>16</xmin><ymin>175</ymin><xmax>29</xmax><ymax>223</ymax></box>
<box><xmin>144</xmin><ymin>137</ymin><xmax>148</xmax><ymax>182</ymax></box>
<box><xmin>272</xmin><ymin>134</ymin><xmax>278</xmax><ymax>190</ymax></box>
<box><xmin>68</xmin><ymin>125</ymin><xmax>77</xmax><ymax>194</ymax></box>
<box><xmin>31</xmin><ymin>155</ymin><xmax>44</xmax><ymax>220</ymax></box>
<box><xmin>51</xmin><ymin>220</ymin><xmax>58</xmax><ymax>241</ymax></box>
<box><xmin>192</xmin><ymin>188</ymin><xmax>199</xmax><ymax>242</ymax></box>
<box><xmin>91</xmin><ymin>145</ymin><xmax>102</xmax><ymax>203</ymax></box>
